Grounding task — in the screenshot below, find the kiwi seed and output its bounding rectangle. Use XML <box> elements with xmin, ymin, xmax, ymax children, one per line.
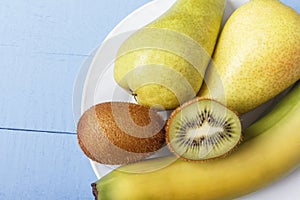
<box><xmin>77</xmin><ymin>102</ymin><xmax>166</xmax><ymax>165</ymax></box>
<box><xmin>166</xmin><ymin>98</ymin><xmax>242</xmax><ymax>161</ymax></box>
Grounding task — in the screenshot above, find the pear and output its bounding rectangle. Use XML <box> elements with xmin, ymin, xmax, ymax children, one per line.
<box><xmin>199</xmin><ymin>0</ymin><xmax>300</xmax><ymax>114</ymax></box>
<box><xmin>114</xmin><ymin>0</ymin><xmax>226</xmax><ymax>110</ymax></box>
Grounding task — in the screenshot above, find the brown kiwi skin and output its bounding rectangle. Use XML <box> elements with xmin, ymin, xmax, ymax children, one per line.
<box><xmin>165</xmin><ymin>97</ymin><xmax>243</xmax><ymax>162</ymax></box>
<box><xmin>77</xmin><ymin>102</ymin><xmax>166</xmax><ymax>165</ymax></box>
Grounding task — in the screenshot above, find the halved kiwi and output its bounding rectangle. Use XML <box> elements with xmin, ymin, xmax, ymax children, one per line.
<box><xmin>166</xmin><ymin>98</ymin><xmax>242</xmax><ymax>161</ymax></box>
<box><xmin>77</xmin><ymin>102</ymin><xmax>165</xmax><ymax>165</ymax></box>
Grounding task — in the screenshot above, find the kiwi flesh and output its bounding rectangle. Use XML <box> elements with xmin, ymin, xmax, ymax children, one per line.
<box><xmin>166</xmin><ymin>98</ymin><xmax>242</xmax><ymax>161</ymax></box>
<box><xmin>77</xmin><ymin>102</ymin><xmax>165</xmax><ymax>165</ymax></box>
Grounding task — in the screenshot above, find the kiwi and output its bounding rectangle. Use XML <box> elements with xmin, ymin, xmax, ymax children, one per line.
<box><xmin>77</xmin><ymin>102</ymin><xmax>165</xmax><ymax>165</ymax></box>
<box><xmin>166</xmin><ymin>98</ymin><xmax>242</xmax><ymax>161</ymax></box>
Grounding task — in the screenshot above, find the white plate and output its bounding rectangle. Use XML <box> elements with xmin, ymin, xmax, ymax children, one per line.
<box><xmin>74</xmin><ymin>0</ymin><xmax>300</xmax><ymax>199</ymax></box>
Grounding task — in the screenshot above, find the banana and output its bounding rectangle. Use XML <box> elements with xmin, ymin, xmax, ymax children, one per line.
<box><xmin>92</xmin><ymin>81</ymin><xmax>300</xmax><ymax>200</ymax></box>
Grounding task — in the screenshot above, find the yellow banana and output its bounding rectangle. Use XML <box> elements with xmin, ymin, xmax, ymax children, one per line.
<box><xmin>92</xmin><ymin>81</ymin><xmax>300</xmax><ymax>200</ymax></box>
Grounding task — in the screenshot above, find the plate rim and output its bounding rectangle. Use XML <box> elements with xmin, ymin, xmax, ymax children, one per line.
<box><xmin>81</xmin><ymin>0</ymin><xmax>169</xmax><ymax>179</ymax></box>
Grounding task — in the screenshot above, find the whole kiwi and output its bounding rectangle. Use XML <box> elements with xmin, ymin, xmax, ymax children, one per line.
<box><xmin>77</xmin><ymin>102</ymin><xmax>165</xmax><ymax>165</ymax></box>
<box><xmin>166</xmin><ymin>98</ymin><xmax>242</xmax><ymax>161</ymax></box>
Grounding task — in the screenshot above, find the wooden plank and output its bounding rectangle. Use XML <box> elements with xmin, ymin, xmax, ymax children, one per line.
<box><xmin>283</xmin><ymin>0</ymin><xmax>300</xmax><ymax>11</ymax></box>
<box><xmin>0</xmin><ymin>129</ymin><xmax>96</xmax><ymax>199</ymax></box>
<box><xmin>0</xmin><ymin>0</ymin><xmax>151</xmax><ymax>133</ymax></box>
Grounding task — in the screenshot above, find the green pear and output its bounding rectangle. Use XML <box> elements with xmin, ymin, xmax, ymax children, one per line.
<box><xmin>114</xmin><ymin>0</ymin><xmax>226</xmax><ymax>110</ymax></box>
<box><xmin>199</xmin><ymin>0</ymin><xmax>300</xmax><ymax>114</ymax></box>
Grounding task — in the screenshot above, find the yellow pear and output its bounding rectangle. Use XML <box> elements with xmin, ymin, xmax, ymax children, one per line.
<box><xmin>114</xmin><ymin>0</ymin><xmax>226</xmax><ymax>110</ymax></box>
<box><xmin>199</xmin><ymin>0</ymin><xmax>300</xmax><ymax>114</ymax></box>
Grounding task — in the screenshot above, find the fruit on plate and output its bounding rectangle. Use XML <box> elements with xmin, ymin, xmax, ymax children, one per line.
<box><xmin>77</xmin><ymin>102</ymin><xmax>165</xmax><ymax>165</ymax></box>
<box><xmin>198</xmin><ymin>0</ymin><xmax>300</xmax><ymax>114</ymax></box>
<box><xmin>166</xmin><ymin>98</ymin><xmax>242</xmax><ymax>161</ymax></box>
<box><xmin>92</xmin><ymin>81</ymin><xmax>300</xmax><ymax>200</ymax></box>
<box><xmin>114</xmin><ymin>0</ymin><xmax>226</xmax><ymax>110</ymax></box>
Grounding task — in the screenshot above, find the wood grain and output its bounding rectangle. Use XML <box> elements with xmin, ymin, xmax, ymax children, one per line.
<box><xmin>0</xmin><ymin>129</ymin><xmax>95</xmax><ymax>199</ymax></box>
<box><xmin>0</xmin><ymin>0</ymin><xmax>151</xmax><ymax>199</ymax></box>
<box><xmin>0</xmin><ymin>0</ymin><xmax>151</xmax><ymax>133</ymax></box>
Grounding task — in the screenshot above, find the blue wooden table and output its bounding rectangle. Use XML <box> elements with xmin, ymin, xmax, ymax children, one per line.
<box><xmin>0</xmin><ymin>0</ymin><xmax>151</xmax><ymax>199</ymax></box>
<box><xmin>0</xmin><ymin>0</ymin><xmax>299</xmax><ymax>199</ymax></box>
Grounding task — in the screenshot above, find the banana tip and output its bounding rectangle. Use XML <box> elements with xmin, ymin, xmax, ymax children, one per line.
<box><xmin>91</xmin><ymin>182</ymin><xmax>98</xmax><ymax>200</ymax></box>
